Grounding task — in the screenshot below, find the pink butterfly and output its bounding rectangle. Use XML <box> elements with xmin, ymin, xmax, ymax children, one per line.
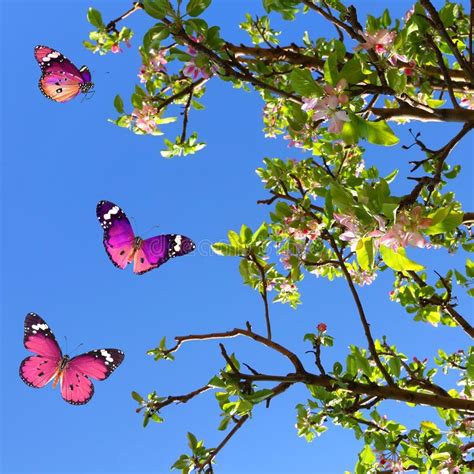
<box><xmin>19</xmin><ymin>313</ymin><xmax>124</xmax><ymax>405</ymax></box>
<box><xmin>96</xmin><ymin>200</ymin><xmax>196</xmax><ymax>275</ymax></box>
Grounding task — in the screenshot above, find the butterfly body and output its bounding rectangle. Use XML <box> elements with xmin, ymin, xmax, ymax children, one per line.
<box><xmin>96</xmin><ymin>200</ymin><xmax>196</xmax><ymax>275</ymax></box>
<box><xmin>20</xmin><ymin>313</ymin><xmax>124</xmax><ymax>405</ymax></box>
<box><xmin>34</xmin><ymin>45</ymin><xmax>94</xmax><ymax>103</ymax></box>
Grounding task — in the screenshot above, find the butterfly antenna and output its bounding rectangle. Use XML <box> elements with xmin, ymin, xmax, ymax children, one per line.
<box><xmin>71</xmin><ymin>342</ymin><xmax>84</xmax><ymax>357</ymax></box>
<box><xmin>144</xmin><ymin>224</ymin><xmax>161</xmax><ymax>237</ymax></box>
<box><xmin>64</xmin><ymin>335</ymin><xmax>68</xmax><ymax>355</ymax></box>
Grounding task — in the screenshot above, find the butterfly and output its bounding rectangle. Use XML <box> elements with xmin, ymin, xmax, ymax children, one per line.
<box><xmin>19</xmin><ymin>313</ymin><xmax>124</xmax><ymax>405</ymax></box>
<box><xmin>34</xmin><ymin>45</ymin><xmax>94</xmax><ymax>103</ymax></box>
<box><xmin>96</xmin><ymin>200</ymin><xmax>196</xmax><ymax>275</ymax></box>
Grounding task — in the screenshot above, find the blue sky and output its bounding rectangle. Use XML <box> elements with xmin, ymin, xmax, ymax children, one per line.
<box><xmin>0</xmin><ymin>0</ymin><xmax>472</xmax><ymax>473</ymax></box>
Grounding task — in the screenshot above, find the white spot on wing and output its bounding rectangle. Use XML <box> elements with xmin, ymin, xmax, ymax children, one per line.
<box><xmin>173</xmin><ymin>235</ymin><xmax>182</xmax><ymax>252</ymax></box>
<box><xmin>103</xmin><ymin>206</ymin><xmax>120</xmax><ymax>221</ymax></box>
<box><xmin>32</xmin><ymin>323</ymin><xmax>48</xmax><ymax>331</ymax></box>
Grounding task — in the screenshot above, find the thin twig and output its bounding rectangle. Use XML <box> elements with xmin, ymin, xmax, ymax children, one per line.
<box><xmin>180</xmin><ymin>89</ymin><xmax>194</xmax><ymax>143</ymax></box>
<box><xmin>408</xmin><ymin>271</ymin><xmax>474</xmax><ymax>338</ymax></box>
<box><xmin>166</xmin><ymin>327</ymin><xmax>306</xmax><ymax>373</ymax></box>
<box><xmin>249</xmin><ymin>253</ymin><xmax>272</xmax><ymax>340</ymax></box>
<box><xmin>198</xmin><ymin>416</ymin><xmax>249</xmax><ymax>471</ymax></box>
<box><xmin>106</xmin><ymin>1</ymin><xmax>143</xmax><ymax>33</ymax></box>
<box><xmin>329</xmin><ymin>235</ymin><xmax>395</xmax><ymax>386</ymax></box>
<box><xmin>426</xmin><ymin>36</ymin><xmax>460</xmax><ymax>108</ymax></box>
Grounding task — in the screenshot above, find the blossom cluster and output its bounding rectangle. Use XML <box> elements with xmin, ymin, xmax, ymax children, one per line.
<box><xmin>335</xmin><ymin>206</ymin><xmax>432</xmax><ymax>252</ymax></box>
<box><xmin>138</xmin><ymin>49</ymin><xmax>168</xmax><ymax>83</ymax></box>
<box><xmin>302</xmin><ymin>79</ymin><xmax>350</xmax><ymax>134</ymax></box>
<box><xmin>357</xmin><ymin>29</ymin><xmax>416</xmax><ymax>75</ymax></box>
<box><xmin>183</xmin><ymin>37</ymin><xmax>217</xmax><ymax>80</ymax></box>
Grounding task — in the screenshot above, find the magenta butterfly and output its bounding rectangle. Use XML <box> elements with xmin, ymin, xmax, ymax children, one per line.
<box><xmin>20</xmin><ymin>313</ymin><xmax>124</xmax><ymax>405</ymax></box>
<box><xmin>34</xmin><ymin>45</ymin><xmax>94</xmax><ymax>103</ymax></box>
<box><xmin>97</xmin><ymin>200</ymin><xmax>196</xmax><ymax>275</ymax></box>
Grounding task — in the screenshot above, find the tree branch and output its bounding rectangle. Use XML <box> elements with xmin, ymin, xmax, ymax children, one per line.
<box><xmin>166</xmin><ymin>325</ymin><xmax>306</xmax><ymax>373</ymax></box>
<box><xmin>236</xmin><ymin>371</ymin><xmax>474</xmax><ymax>411</ymax></box>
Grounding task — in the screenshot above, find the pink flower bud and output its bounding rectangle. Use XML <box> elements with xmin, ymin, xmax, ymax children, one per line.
<box><xmin>317</xmin><ymin>323</ymin><xmax>327</xmax><ymax>332</ymax></box>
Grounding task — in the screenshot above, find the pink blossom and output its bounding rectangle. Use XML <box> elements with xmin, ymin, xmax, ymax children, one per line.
<box><xmin>311</xmin><ymin>96</ymin><xmax>349</xmax><ymax>133</ymax></box>
<box><xmin>349</xmin><ymin>267</ymin><xmax>377</xmax><ymax>286</ymax></box>
<box><xmin>182</xmin><ymin>36</ymin><xmax>216</xmax><ymax>80</ymax></box>
<box><xmin>302</xmin><ymin>80</ymin><xmax>349</xmax><ymax>134</ymax></box>
<box><xmin>354</xmin><ymin>159</ymin><xmax>365</xmax><ymax>177</ymax></box>
<box><xmin>405</xmin><ymin>6</ymin><xmax>415</xmax><ymax>22</ymax></box>
<box><xmin>150</xmin><ymin>49</ymin><xmax>168</xmax><ymax>73</ymax></box>
<box><xmin>132</xmin><ymin>103</ymin><xmax>159</xmax><ymax>134</ymax></box>
<box><xmin>323</xmin><ymin>79</ymin><xmax>349</xmax><ymax>104</ymax></box>
<box><xmin>357</xmin><ymin>29</ymin><xmax>397</xmax><ymax>54</ymax></box>
<box><xmin>280</xmin><ymin>253</ymin><xmax>292</xmax><ymax>270</ymax></box>
<box><xmin>280</xmin><ymin>282</ymin><xmax>296</xmax><ymax>292</ymax></box>
<box><xmin>460</xmin><ymin>94</ymin><xmax>474</xmax><ymax>109</ymax></box>
<box><xmin>183</xmin><ymin>58</ymin><xmax>216</xmax><ymax>80</ymax></box>
<box><xmin>111</xmin><ymin>44</ymin><xmax>122</xmax><ymax>54</ymax></box>
<box><xmin>388</xmin><ymin>52</ymin><xmax>416</xmax><ymax>68</ymax></box>
<box><xmin>284</xmin><ymin>134</ymin><xmax>304</xmax><ymax>148</ymax></box>
<box><xmin>334</xmin><ymin>213</ymin><xmax>362</xmax><ymax>250</ymax></box>
<box><xmin>377</xmin><ymin>206</ymin><xmax>432</xmax><ymax>251</ymax></box>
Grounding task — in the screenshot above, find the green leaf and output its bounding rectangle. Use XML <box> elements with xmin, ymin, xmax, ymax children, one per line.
<box><xmin>388</xmin><ymin>357</ymin><xmax>401</xmax><ymax>378</ymax></box>
<box><xmin>114</xmin><ymin>95</ymin><xmax>124</xmax><ymax>114</ymax></box>
<box><xmin>330</xmin><ymin>183</ymin><xmax>353</xmax><ymax>210</ymax></box>
<box><xmin>87</xmin><ymin>7</ymin><xmax>104</xmax><ymax>28</ymax></box>
<box><xmin>340</xmin><ymin>57</ymin><xmax>364</xmax><ymax>84</ymax></box>
<box><xmin>379</xmin><ymin>246</ymin><xmax>424</xmax><ymax>272</ymax></box>
<box><xmin>251</xmin><ymin>222</ymin><xmax>268</xmax><ymax>244</ymax></box>
<box><xmin>240</xmin><ymin>224</ymin><xmax>253</xmax><ymax>244</ymax></box>
<box><xmin>466</xmin><ymin>259</ymin><xmax>474</xmax><ymax>278</ymax></box>
<box><xmin>341</xmin><ymin>120</ymin><xmax>359</xmax><ymax>145</ymax></box>
<box><xmin>187</xmin><ymin>432</ymin><xmax>198</xmax><ymax>451</ymax></box>
<box><xmin>143</xmin><ymin>0</ymin><xmax>171</xmax><ymax>19</ymax></box>
<box><xmin>131</xmin><ymin>391</ymin><xmax>144</xmax><ymax>403</ymax></box>
<box><xmin>425</xmin><ymin>208</ymin><xmax>463</xmax><ymax>235</ymax></box>
<box><xmin>356</xmin><ymin>237</ymin><xmax>374</xmax><ymax>271</ymax></box>
<box><xmin>289</xmin><ymin>69</ymin><xmax>322</xmax><ymax>97</ymax></box>
<box><xmin>228</xmin><ymin>230</ymin><xmax>241</xmax><ymax>247</ymax></box>
<box><xmin>386</xmin><ymin>68</ymin><xmax>407</xmax><ymax>94</ymax></box>
<box><xmin>323</xmin><ymin>51</ymin><xmax>339</xmax><ymax>85</ymax></box>
<box><xmin>358</xmin><ymin>444</ymin><xmax>376</xmax><ymax>465</ymax></box>
<box><xmin>351</xmin><ymin>114</ymin><xmax>399</xmax><ymax>146</ymax></box>
<box><xmin>212</xmin><ymin>242</ymin><xmax>239</xmax><ymax>256</ymax></box>
<box><xmin>247</xmin><ymin>389</ymin><xmax>273</xmax><ymax>403</ymax></box>
<box><xmin>143</xmin><ymin>24</ymin><xmax>170</xmax><ymax>50</ymax></box>
<box><xmin>186</xmin><ymin>0</ymin><xmax>211</xmax><ymax>17</ymax></box>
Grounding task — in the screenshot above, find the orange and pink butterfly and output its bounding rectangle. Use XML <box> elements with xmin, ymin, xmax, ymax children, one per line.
<box><xmin>34</xmin><ymin>45</ymin><xmax>94</xmax><ymax>102</ymax></box>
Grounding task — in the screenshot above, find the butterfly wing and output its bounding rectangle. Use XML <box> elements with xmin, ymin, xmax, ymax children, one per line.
<box><xmin>134</xmin><ymin>234</ymin><xmax>196</xmax><ymax>275</ymax></box>
<box><xmin>96</xmin><ymin>200</ymin><xmax>135</xmax><ymax>269</ymax></box>
<box><xmin>34</xmin><ymin>45</ymin><xmax>82</xmax><ymax>76</ymax></box>
<box><xmin>20</xmin><ymin>356</ymin><xmax>59</xmax><ymax>388</ymax></box>
<box><xmin>20</xmin><ymin>313</ymin><xmax>62</xmax><ymax>388</ymax></box>
<box><xmin>39</xmin><ymin>73</ymin><xmax>83</xmax><ymax>103</ymax></box>
<box><xmin>60</xmin><ymin>369</ymin><xmax>94</xmax><ymax>405</ymax></box>
<box><xmin>60</xmin><ymin>349</ymin><xmax>124</xmax><ymax>405</ymax></box>
<box><xmin>80</xmin><ymin>66</ymin><xmax>92</xmax><ymax>83</ymax></box>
